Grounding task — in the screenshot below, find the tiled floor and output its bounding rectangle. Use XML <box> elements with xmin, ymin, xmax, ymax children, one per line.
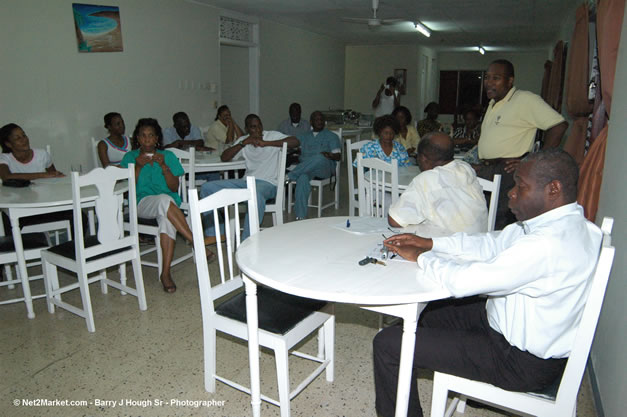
<box><xmin>1</xmin><ymin>163</ymin><xmax>599</xmax><ymax>416</ymax></box>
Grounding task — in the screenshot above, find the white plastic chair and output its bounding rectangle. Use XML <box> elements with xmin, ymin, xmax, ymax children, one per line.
<box><xmin>430</xmin><ymin>217</ymin><xmax>616</xmax><ymax>417</ymax></box>
<box><xmin>476</xmin><ymin>174</ymin><xmax>501</xmax><ymax>232</ymax></box>
<box><xmin>356</xmin><ymin>153</ymin><xmax>399</xmax><ymax>218</ymax></box>
<box><xmin>346</xmin><ymin>138</ymin><xmax>373</xmax><ymax>216</ymax></box>
<box><xmin>41</xmin><ymin>165</ymin><xmax>147</xmax><ymax>332</ymax></box>
<box><xmin>188</xmin><ymin>177</ymin><xmax>334</xmax><ymax>417</ymax></box>
<box><xmin>264</xmin><ymin>142</ymin><xmax>288</xmax><ymax>226</ymax></box>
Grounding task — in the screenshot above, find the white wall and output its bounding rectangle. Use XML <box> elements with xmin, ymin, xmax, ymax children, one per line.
<box><xmin>0</xmin><ymin>0</ymin><xmax>221</xmax><ymax>171</ymax></box>
<box><xmin>344</xmin><ymin>44</ymin><xmax>437</xmax><ymax>122</ymax></box>
<box><xmin>591</xmin><ymin>6</ymin><xmax>627</xmax><ymax>417</ymax></box>
<box><xmin>259</xmin><ymin>20</ymin><xmax>346</xmax><ymax>130</ymax></box>
<box><xmin>220</xmin><ymin>45</ymin><xmax>250</xmax><ymax>127</ymax></box>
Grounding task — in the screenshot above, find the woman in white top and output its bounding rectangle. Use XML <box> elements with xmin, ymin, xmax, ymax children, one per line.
<box><xmin>0</xmin><ymin>123</ymin><xmax>84</xmax><ymax>236</ymax></box>
<box><xmin>0</xmin><ymin>123</ymin><xmax>63</xmax><ymax>180</ymax></box>
<box><xmin>97</xmin><ymin>112</ymin><xmax>131</xmax><ymax>167</ymax></box>
<box><xmin>204</xmin><ymin>105</ymin><xmax>244</xmax><ymax>149</ymax></box>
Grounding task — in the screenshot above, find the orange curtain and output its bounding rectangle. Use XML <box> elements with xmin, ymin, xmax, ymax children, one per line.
<box><xmin>577</xmin><ymin>0</ymin><xmax>625</xmax><ymax>221</ymax></box>
<box><xmin>546</xmin><ymin>41</ymin><xmax>567</xmax><ymax>112</ymax></box>
<box><xmin>563</xmin><ymin>4</ymin><xmax>592</xmax><ymax>164</ymax></box>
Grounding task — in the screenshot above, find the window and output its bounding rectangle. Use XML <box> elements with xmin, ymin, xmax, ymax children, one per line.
<box><xmin>439</xmin><ymin>70</ymin><xmax>488</xmax><ymax>123</ymax></box>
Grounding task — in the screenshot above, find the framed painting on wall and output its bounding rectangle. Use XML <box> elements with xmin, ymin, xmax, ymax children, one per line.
<box><xmin>72</xmin><ymin>3</ymin><xmax>123</xmax><ymax>53</ymax></box>
<box><xmin>394</xmin><ymin>68</ymin><xmax>407</xmax><ymax>95</ymax></box>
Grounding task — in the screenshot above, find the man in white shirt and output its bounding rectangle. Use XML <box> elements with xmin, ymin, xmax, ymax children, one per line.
<box><xmin>388</xmin><ymin>132</ymin><xmax>488</xmax><ymax>234</ymax></box>
<box><xmin>199</xmin><ymin>114</ymin><xmax>298</xmax><ymax>239</ymax></box>
<box><xmin>372</xmin><ymin>76</ymin><xmax>401</xmax><ymax>117</ymax></box>
<box><xmin>375</xmin><ymin>149</ymin><xmax>602</xmax><ymax>417</ymax></box>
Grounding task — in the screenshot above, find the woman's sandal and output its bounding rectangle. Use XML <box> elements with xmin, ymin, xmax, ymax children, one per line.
<box><xmin>205</xmin><ymin>247</ymin><xmax>217</xmax><ymax>264</ymax></box>
<box><xmin>161</xmin><ymin>276</ymin><xmax>177</xmax><ymax>293</ymax></box>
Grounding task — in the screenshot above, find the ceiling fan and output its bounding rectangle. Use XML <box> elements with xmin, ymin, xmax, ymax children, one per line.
<box><xmin>340</xmin><ymin>0</ymin><xmax>405</xmax><ymax>27</ymax></box>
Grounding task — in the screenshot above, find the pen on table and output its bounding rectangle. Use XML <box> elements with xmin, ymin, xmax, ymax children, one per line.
<box><xmin>346</xmin><ymin>219</ymin><xmax>350</xmax><ymax>228</ymax></box>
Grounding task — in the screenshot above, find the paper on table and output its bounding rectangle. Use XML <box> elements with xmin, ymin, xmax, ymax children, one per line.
<box><xmin>333</xmin><ymin>217</ymin><xmax>401</xmax><ymax>235</ymax></box>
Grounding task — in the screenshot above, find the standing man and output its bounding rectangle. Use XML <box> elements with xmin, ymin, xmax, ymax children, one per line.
<box><xmin>200</xmin><ymin>114</ymin><xmax>298</xmax><ymax>239</ymax></box>
<box><xmin>163</xmin><ymin>111</ymin><xmax>209</xmax><ymax>150</ymax></box>
<box><xmin>388</xmin><ymin>132</ymin><xmax>487</xmax><ymax>234</ymax></box>
<box><xmin>288</xmin><ymin>111</ymin><xmax>341</xmax><ymax>220</ymax></box>
<box><xmin>373</xmin><ymin>76</ymin><xmax>401</xmax><ymax>117</ymax></box>
<box><xmin>476</xmin><ymin>59</ymin><xmax>568</xmax><ymax>229</ymax></box>
<box><xmin>277</xmin><ymin>103</ymin><xmax>310</xmax><ymax>136</ymax></box>
<box><xmin>376</xmin><ymin>149</ymin><xmax>601</xmax><ymax>417</ymax></box>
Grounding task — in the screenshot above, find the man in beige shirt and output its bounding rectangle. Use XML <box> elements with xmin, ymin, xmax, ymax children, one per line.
<box><xmin>476</xmin><ymin>59</ymin><xmax>568</xmax><ymax>229</ymax></box>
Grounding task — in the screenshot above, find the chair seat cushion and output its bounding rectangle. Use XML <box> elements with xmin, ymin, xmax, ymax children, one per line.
<box><xmin>124</xmin><ymin>213</ymin><xmax>158</xmax><ymax>227</ymax></box>
<box><xmin>47</xmin><ymin>235</ymin><xmax>131</xmax><ymax>261</ymax></box>
<box><xmin>529</xmin><ymin>373</ymin><xmax>561</xmax><ymax>400</ymax></box>
<box><xmin>216</xmin><ymin>286</ymin><xmax>327</xmax><ymax>335</ymax></box>
<box><xmin>0</xmin><ymin>232</ymin><xmax>49</xmax><ymax>253</ymax></box>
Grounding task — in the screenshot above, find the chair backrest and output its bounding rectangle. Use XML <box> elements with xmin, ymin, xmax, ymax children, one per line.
<box><xmin>266</xmin><ymin>142</ymin><xmax>288</xmax><ymax>225</ymax></box>
<box><xmin>167</xmin><ymin>147</ymin><xmax>196</xmax><ymax>208</ymax></box>
<box><xmin>553</xmin><ymin>216</ymin><xmax>615</xmax><ymax>408</ymax></box>
<box><xmin>476</xmin><ymin>174</ymin><xmax>501</xmax><ymax>232</ymax></box>
<box><xmin>188</xmin><ymin>177</ymin><xmax>259</xmax><ymax>309</ymax></box>
<box><xmin>71</xmin><ymin>165</ymin><xmax>137</xmax><ymax>261</ymax></box>
<box><xmin>91</xmin><ymin>137</ymin><xmax>101</xmax><ymax>168</ymax></box>
<box><xmin>356</xmin><ymin>153</ymin><xmax>399</xmax><ymax>218</ymax></box>
<box><xmin>346</xmin><ymin>138</ymin><xmax>373</xmax><ymax>215</ymax></box>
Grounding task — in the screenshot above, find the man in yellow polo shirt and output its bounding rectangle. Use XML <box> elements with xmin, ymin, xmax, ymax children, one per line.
<box><xmin>476</xmin><ymin>59</ymin><xmax>568</xmax><ymax>229</ymax></box>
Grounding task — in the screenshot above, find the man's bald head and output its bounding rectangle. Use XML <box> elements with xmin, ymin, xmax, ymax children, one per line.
<box><xmin>417</xmin><ymin>132</ymin><xmax>454</xmax><ymax>171</ymax></box>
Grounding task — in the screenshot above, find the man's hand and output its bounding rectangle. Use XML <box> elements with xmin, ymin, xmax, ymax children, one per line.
<box><xmin>383</xmin><ymin>233</ymin><xmax>433</xmax><ymax>262</ymax></box>
<box><xmin>504</xmin><ymin>159</ymin><xmax>521</xmax><ymax>174</ymax></box>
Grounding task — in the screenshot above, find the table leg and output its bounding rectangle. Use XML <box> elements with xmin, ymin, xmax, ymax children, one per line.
<box><xmin>244</xmin><ymin>276</ymin><xmax>261</xmax><ymax>417</ymax></box>
<box><xmin>394</xmin><ymin>303</ymin><xmax>427</xmax><ymax>417</ymax></box>
<box><xmin>11</xmin><ymin>212</ymin><xmax>35</xmax><ymax>319</ymax></box>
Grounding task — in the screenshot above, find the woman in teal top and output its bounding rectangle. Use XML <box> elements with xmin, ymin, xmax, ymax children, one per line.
<box><xmin>121</xmin><ymin>118</ymin><xmax>207</xmax><ymax>293</ymax></box>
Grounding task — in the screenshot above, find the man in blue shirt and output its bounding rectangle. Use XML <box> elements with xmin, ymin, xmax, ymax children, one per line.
<box><xmin>289</xmin><ymin>111</ymin><xmax>341</xmax><ymax>219</ymax></box>
<box><xmin>277</xmin><ymin>103</ymin><xmax>311</xmax><ymax>136</ymax></box>
<box><xmin>163</xmin><ymin>111</ymin><xmax>209</xmax><ymax>150</ymax></box>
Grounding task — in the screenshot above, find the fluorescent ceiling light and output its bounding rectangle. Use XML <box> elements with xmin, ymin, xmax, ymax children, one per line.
<box><xmin>478</xmin><ymin>46</ymin><xmax>486</xmax><ymax>55</ymax></box>
<box><xmin>415</xmin><ymin>22</ymin><xmax>431</xmax><ymax>38</ymax></box>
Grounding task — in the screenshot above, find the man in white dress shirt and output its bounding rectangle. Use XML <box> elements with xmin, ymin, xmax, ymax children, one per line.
<box><xmin>375</xmin><ymin>149</ymin><xmax>602</xmax><ymax>417</ymax></box>
<box><xmin>388</xmin><ymin>132</ymin><xmax>488</xmax><ymax>234</ymax></box>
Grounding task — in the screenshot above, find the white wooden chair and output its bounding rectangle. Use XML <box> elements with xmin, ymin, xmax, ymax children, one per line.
<box><xmin>286</xmin><ymin>152</ymin><xmax>341</xmax><ymax>218</ymax></box>
<box><xmin>346</xmin><ymin>138</ymin><xmax>373</xmax><ymax>216</ymax></box>
<box><xmin>167</xmin><ymin>147</ymin><xmax>196</xmax><ymax>210</ymax></box>
<box><xmin>264</xmin><ymin>142</ymin><xmax>288</xmax><ymax>226</ymax></box>
<box><xmin>41</xmin><ymin>165</ymin><xmax>147</xmax><ymax>332</ymax></box>
<box><xmin>476</xmin><ymin>174</ymin><xmax>501</xmax><ymax>232</ymax></box>
<box><xmin>0</xmin><ymin>226</ymin><xmax>51</xmax><ymax>316</ymax></box>
<box><xmin>356</xmin><ymin>153</ymin><xmax>399</xmax><ymax>218</ymax></box>
<box><xmin>188</xmin><ymin>177</ymin><xmax>334</xmax><ymax>417</ymax></box>
<box><xmin>91</xmin><ymin>137</ymin><xmax>101</xmax><ymax>168</ymax></box>
<box><xmin>430</xmin><ymin>217</ymin><xmax>616</xmax><ymax>417</ymax></box>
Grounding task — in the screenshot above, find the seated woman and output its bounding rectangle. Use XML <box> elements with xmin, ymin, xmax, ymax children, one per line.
<box><xmin>98</xmin><ymin>112</ymin><xmax>131</xmax><ymax>167</ymax></box>
<box><xmin>205</xmin><ymin>105</ymin><xmax>244</xmax><ymax>150</ymax></box>
<box><xmin>120</xmin><ymin>118</ymin><xmax>213</xmax><ymax>294</ymax></box>
<box><xmin>452</xmin><ymin>108</ymin><xmax>481</xmax><ymax>151</ymax></box>
<box><xmin>392</xmin><ymin>106</ymin><xmax>420</xmax><ymax>156</ymax></box>
<box><xmin>416</xmin><ymin>102</ymin><xmax>443</xmax><ymax>138</ymax></box>
<box><xmin>356</xmin><ymin>115</ymin><xmax>411</xmax><ymax>168</ymax></box>
<box><xmin>0</xmin><ymin>123</ymin><xmax>81</xmax><ymax>236</ymax></box>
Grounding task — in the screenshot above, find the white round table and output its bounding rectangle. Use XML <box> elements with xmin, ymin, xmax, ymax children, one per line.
<box><xmin>236</xmin><ymin>216</ymin><xmax>450</xmax><ymax>417</ymax></box>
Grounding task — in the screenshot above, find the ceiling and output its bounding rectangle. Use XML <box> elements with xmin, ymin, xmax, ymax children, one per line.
<box><xmin>194</xmin><ymin>0</ymin><xmax>577</xmax><ymax>51</ymax></box>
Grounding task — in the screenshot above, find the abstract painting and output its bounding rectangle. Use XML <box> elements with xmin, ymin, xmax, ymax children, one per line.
<box><xmin>72</xmin><ymin>3</ymin><xmax>123</xmax><ymax>53</ymax></box>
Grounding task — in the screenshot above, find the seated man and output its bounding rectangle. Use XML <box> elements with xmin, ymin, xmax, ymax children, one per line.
<box><xmin>388</xmin><ymin>132</ymin><xmax>487</xmax><ymax>234</ymax></box>
<box><xmin>277</xmin><ymin>102</ymin><xmax>310</xmax><ymax>136</ymax></box>
<box><xmin>288</xmin><ymin>111</ymin><xmax>341</xmax><ymax>220</ymax></box>
<box><xmin>163</xmin><ymin>111</ymin><xmax>209</xmax><ymax>150</ymax></box>
<box><xmin>376</xmin><ymin>149</ymin><xmax>602</xmax><ymax>417</ymax></box>
<box><xmin>200</xmin><ymin>114</ymin><xmax>298</xmax><ymax>239</ymax></box>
